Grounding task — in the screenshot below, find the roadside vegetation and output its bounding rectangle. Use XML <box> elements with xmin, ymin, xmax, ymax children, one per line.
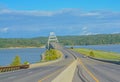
<box><xmin>73</xmin><ymin>48</ymin><xmax>120</xmax><ymax>60</ymax></box>
<box><xmin>10</xmin><ymin>55</ymin><xmax>29</xmax><ymax>66</ymax></box>
<box><xmin>43</xmin><ymin>49</ymin><xmax>62</xmax><ymax>61</ymax></box>
<box><xmin>10</xmin><ymin>55</ymin><xmax>21</xmax><ymax>66</ymax></box>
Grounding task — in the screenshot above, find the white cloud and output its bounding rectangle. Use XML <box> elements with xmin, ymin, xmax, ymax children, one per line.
<box><xmin>20</xmin><ymin>11</ymin><xmax>53</xmax><ymax>16</ymax></box>
<box><xmin>80</xmin><ymin>12</ymin><xmax>101</xmax><ymax>16</ymax></box>
<box><xmin>81</xmin><ymin>32</ymin><xmax>99</xmax><ymax>35</ymax></box>
<box><xmin>81</xmin><ymin>26</ymin><xmax>99</xmax><ymax>35</ymax></box>
<box><xmin>0</xmin><ymin>8</ymin><xmax>101</xmax><ymax>17</ymax></box>
<box><xmin>85</xmin><ymin>32</ymin><xmax>93</xmax><ymax>35</ymax></box>
<box><xmin>0</xmin><ymin>27</ymin><xmax>9</xmax><ymax>33</ymax></box>
<box><xmin>82</xmin><ymin>26</ymin><xmax>88</xmax><ymax>30</ymax></box>
<box><xmin>0</xmin><ymin>8</ymin><xmax>120</xmax><ymax>37</ymax></box>
<box><xmin>0</xmin><ymin>8</ymin><xmax>120</xmax><ymax>18</ymax></box>
<box><xmin>112</xmin><ymin>32</ymin><xmax>120</xmax><ymax>34</ymax></box>
<box><xmin>0</xmin><ymin>9</ymin><xmax>11</xmax><ymax>13</ymax></box>
<box><xmin>0</xmin><ymin>8</ymin><xmax>77</xmax><ymax>16</ymax></box>
<box><xmin>81</xmin><ymin>26</ymin><xmax>89</xmax><ymax>35</ymax></box>
<box><xmin>0</xmin><ymin>8</ymin><xmax>80</xmax><ymax>16</ymax></box>
<box><xmin>0</xmin><ymin>9</ymin><xmax>54</xmax><ymax>16</ymax></box>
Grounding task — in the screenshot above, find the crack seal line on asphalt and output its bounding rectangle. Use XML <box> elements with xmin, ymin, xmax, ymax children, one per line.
<box><xmin>38</xmin><ymin>60</ymin><xmax>75</xmax><ymax>82</ymax></box>
<box><xmin>78</xmin><ymin>58</ymin><xmax>99</xmax><ymax>82</ymax></box>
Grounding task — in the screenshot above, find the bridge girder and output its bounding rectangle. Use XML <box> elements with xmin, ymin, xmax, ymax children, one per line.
<box><xmin>47</xmin><ymin>32</ymin><xmax>59</xmax><ymax>50</ymax></box>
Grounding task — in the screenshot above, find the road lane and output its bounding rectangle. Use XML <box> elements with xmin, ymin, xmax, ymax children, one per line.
<box><xmin>1</xmin><ymin>48</ymin><xmax>119</xmax><ymax>82</ymax></box>
<box><xmin>71</xmin><ymin>50</ymin><xmax>120</xmax><ymax>82</ymax></box>
<box><xmin>0</xmin><ymin>48</ymin><xmax>75</xmax><ymax>82</ymax></box>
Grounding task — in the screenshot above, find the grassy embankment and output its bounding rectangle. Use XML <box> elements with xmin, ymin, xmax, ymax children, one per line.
<box><xmin>43</xmin><ymin>49</ymin><xmax>62</xmax><ymax>61</ymax></box>
<box><xmin>73</xmin><ymin>48</ymin><xmax>120</xmax><ymax>60</ymax></box>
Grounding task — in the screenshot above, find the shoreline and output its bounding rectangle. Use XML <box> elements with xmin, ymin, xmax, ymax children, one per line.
<box><xmin>66</xmin><ymin>44</ymin><xmax>120</xmax><ymax>47</ymax></box>
<box><xmin>30</xmin><ymin>50</ymin><xmax>63</xmax><ymax>68</ymax></box>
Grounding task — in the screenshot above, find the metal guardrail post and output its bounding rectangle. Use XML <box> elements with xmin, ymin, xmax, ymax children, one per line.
<box><xmin>0</xmin><ymin>65</ymin><xmax>29</xmax><ymax>73</ymax></box>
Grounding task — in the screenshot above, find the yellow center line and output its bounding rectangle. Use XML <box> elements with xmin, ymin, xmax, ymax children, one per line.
<box><xmin>78</xmin><ymin>58</ymin><xmax>99</xmax><ymax>82</ymax></box>
<box><xmin>38</xmin><ymin>61</ymin><xmax>74</xmax><ymax>82</ymax></box>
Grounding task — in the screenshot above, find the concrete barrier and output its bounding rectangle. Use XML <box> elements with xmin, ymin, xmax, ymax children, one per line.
<box><xmin>51</xmin><ymin>60</ymin><xmax>77</xmax><ymax>82</ymax></box>
<box><xmin>89</xmin><ymin>56</ymin><xmax>120</xmax><ymax>65</ymax></box>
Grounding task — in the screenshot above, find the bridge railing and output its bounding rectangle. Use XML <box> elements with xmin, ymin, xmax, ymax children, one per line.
<box><xmin>0</xmin><ymin>65</ymin><xmax>29</xmax><ymax>72</ymax></box>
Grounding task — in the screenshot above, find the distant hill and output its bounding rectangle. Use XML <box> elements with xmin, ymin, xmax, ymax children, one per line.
<box><xmin>0</xmin><ymin>34</ymin><xmax>120</xmax><ymax>48</ymax></box>
<box><xmin>57</xmin><ymin>34</ymin><xmax>120</xmax><ymax>45</ymax></box>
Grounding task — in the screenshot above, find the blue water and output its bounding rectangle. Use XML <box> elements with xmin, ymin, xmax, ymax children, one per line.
<box><xmin>0</xmin><ymin>48</ymin><xmax>45</xmax><ymax>66</ymax></box>
<box><xmin>1</xmin><ymin>45</ymin><xmax>120</xmax><ymax>66</ymax></box>
<box><xmin>73</xmin><ymin>44</ymin><xmax>120</xmax><ymax>53</ymax></box>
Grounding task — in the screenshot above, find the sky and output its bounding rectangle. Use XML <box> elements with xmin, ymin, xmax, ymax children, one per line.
<box><xmin>0</xmin><ymin>0</ymin><xmax>120</xmax><ymax>38</ymax></box>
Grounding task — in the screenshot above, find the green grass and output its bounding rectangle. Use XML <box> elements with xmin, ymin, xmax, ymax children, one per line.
<box><xmin>43</xmin><ymin>49</ymin><xmax>62</xmax><ymax>61</ymax></box>
<box><xmin>72</xmin><ymin>48</ymin><xmax>120</xmax><ymax>60</ymax></box>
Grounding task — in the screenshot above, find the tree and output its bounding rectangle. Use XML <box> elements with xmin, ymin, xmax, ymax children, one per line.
<box><xmin>11</xmin><ymin>55</ymin><xmax>21</xmax><ymax>66</ymax></box>
<box><xmin>24</xmin><ymin>61</ymin><xmax>29</xmax><ymax>65</ymax></box>
<box><xmin>89</xmin><ymin>51</ymin><xmax>95</xmax><ymax>57</ymax></box>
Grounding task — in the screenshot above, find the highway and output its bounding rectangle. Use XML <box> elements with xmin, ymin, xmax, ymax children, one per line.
<box><xmin>0</xmin><ymin>48</ymin><xmax>120</xmax><ymax>82</ymax></box>
<box><xmin>0</xmin><ymin>48</ymin><xmax>75</xmax><ymax>82</ymax></box>
<box><xmin>70</xmin><ymin>50</ymin><xmax>120</xmax><ymax>82</ymax></box>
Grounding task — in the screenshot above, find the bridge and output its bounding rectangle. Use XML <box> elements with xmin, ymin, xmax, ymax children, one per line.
<box><xmin>46</xmin><ymin>32</ymin><xmax>59</xmax><ymax>50</ymax></box>
<box><xmin>0</xmin><ymin>32</ymin><xmax>120</xmax><ymax>82</ymax></box>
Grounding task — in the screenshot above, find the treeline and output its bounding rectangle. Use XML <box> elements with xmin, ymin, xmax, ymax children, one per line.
<box><xmin>0</xmin><ymin>34</ymin><xmax>120</xmax><ymax>48</ymax></box>
<box><xmin>0</xmin><ymin>38</ymin><xmax>45</xmax><ymax>48</ymax></box>
<box><xmin>57</xmin><ymin>34</ymin><xmax>120</xmax><ymax>45</ymax></box>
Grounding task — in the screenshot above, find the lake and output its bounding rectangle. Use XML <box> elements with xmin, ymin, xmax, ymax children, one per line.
<box><xmin>0</xmin><ymin>48</ymin><xmax>45</xmax><ymax>66</ymax></box>
<box><xmin>73</xmin><ymin>44</ymin><xmax>120</xmax><ymax>53</ymax></box>
<box><xmin>1</xmin><ymin>45</ymin><xmax>120</xmax><ymax>66</ymax></box>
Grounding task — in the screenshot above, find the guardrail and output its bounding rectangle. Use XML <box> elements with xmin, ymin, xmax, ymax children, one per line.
<box><xmin>88</xmin><ymin>56</ymin><xmax>120</xmax><ymax>65</ymax></box>
<box><xmin>0</xmin><ymin>65</ymin><xmax>29</xmax><ymax>72</ymax></box>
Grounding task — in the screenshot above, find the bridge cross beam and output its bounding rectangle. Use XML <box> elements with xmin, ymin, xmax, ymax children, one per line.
<box><xmin>47</xmin><ymin>32</ymin><xmax>58</xmax><ymax>50</ymax></box>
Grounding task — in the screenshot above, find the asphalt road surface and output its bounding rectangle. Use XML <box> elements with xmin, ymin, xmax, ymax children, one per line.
<box><xmin>0</xmin><ymin>48</ymin><xmax>75</xmax><ymax>82</ymax></box>
<box><xmin>71</xmin><ymin>50</ymin><xmax>120</xmax><ymax>82</ymax></box>
<box><xmin>0</xmin><ymin>48</ymin><xmax>120</xmax><ymax>82</ymax></box>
